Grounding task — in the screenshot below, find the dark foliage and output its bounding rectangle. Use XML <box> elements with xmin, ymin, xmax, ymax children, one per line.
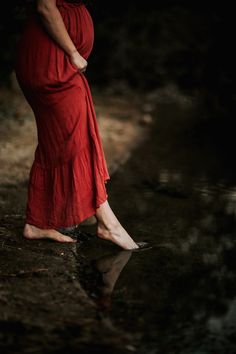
<box><xmin>0</xmin><ymin>0</ymin><xmax>235</xmax><ymax>99</ymax></box>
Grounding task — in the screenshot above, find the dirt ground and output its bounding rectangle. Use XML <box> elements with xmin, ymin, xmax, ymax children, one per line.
<box><xmin>0</xmin><ymin>74</ymin><xmax>153</xmax><ymax>353</ymax></box>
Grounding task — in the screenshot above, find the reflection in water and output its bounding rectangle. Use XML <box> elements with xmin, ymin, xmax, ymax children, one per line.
<box><xmin>77</xmin><ymin>102</ymin><xmax>236</xmax><ymax>353</ymax></box>
<box><xmin>146</xmin><ymin>166</ymin><xmax>236</xmax><ymax>220</ymax></box>
<box><xmin>80</xmin><ymin>250</ymin><xmax>132</xmax><ymax>312</ymax></box>
<box><xmin>207</xmin><ymin>297</ymin><xmax>236</xmax><ymax>335</ymax></box>
<box><xmin>93</xmin><ymin>250</ymin><xmax>132</xmax><ymax>311</ymax></box>
<box><xmin>78</xmin><ymin>167</ymin><xmax>236</xmax><ymax>352</ymax></box>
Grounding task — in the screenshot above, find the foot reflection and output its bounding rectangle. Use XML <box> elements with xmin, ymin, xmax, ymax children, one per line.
<box><xmin>91</xmin><ymin>250</ymin><xmax>132</xmax><ymax>311</ymax></box>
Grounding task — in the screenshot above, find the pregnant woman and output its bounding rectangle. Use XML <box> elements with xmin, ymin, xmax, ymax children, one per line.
<box><xmin>14</xmin><ymin>0</ymin><xmax>142</xmax><ymax>250</ymax></box>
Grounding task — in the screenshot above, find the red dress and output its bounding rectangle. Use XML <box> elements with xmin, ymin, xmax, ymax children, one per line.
<box><xmin>14</xmin><ymin>0</ymin><xmax>110</xmax><ymax>229</ymax></box>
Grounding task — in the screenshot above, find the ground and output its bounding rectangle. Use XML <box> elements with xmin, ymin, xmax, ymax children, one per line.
<box><xmin>0</xmin><ymin>74</ymin><xmax>153</xmax><ymax>353</ymax></box>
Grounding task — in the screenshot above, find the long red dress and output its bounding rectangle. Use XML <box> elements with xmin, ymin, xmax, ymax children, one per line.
<box><xmin>14</xmin><ymin>0</ymin><xmax>110</xmax><ymax>229</ymax></box>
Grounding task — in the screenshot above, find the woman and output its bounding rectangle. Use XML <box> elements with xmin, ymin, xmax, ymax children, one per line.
<box><xmin>14</xmin><ymin>0</ymin><xmax>142</xmax><ymax>250</ymax></box>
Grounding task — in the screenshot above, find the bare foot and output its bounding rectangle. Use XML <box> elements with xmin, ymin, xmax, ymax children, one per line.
<box><xmin>95</xmin><ymin>200</ymin><xmax>139</xmax><ymax>250</ymax></box>
<box><xmin>23</xmin><ymin>223</ymin><xmax>76</xmax><ymax>243</ymax></box>
<box><xmin>97</xmin><ymin>222</ymin><xmax>138</xmax><ymax>250</ymax></box>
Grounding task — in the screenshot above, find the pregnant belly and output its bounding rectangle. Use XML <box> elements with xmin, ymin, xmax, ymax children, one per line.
<box><xmin>14</xmin><ymin>4</ymin><xmax>94</xmax><ymax>89</ymax></box>
<box><xmin>58</xmin><ymin>3</ymin><xmax>94</xmax><ymax>59</ymax></box>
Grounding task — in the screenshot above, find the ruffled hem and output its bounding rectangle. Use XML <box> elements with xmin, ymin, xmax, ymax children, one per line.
<box><xmin>25</xmin><ymin>142</ymin><xmax>110</xmax><ymax>229</ymax></box>
<box><xmin>25</xmin><ymin>194</ymin><xmax>108</xmax><ymax>230</ymax></box>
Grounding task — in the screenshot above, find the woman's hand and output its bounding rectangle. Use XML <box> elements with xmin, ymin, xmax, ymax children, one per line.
<box><xmin>70</xmin><ymin>51</ymin><xmax>88</xmax><ymax>73</ymax></box>
<box><xmin>37</xmin><ymin>0</ymin><xmax>87</xmax><ymax>70</ymax></box>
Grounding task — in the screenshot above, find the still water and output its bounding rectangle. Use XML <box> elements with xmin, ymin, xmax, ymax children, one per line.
<box><xmin>76</xmin><ymin>101</ymin><xmax>236</xmax><ymax>354</ymax></box>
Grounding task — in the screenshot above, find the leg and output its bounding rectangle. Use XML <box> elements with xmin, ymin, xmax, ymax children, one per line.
<box><xmin>95</xmin><ymin>199</ymin><xmax>139</xmax><ymax>250</ymax></box>
<box><xmin>23</xmin><ymin>223</ymin><xmax>76</xmax><ymax>243</ymax></box>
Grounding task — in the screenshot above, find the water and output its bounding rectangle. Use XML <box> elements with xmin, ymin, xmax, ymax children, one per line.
<box><xmin>76</xmin><ymin>101</ymin><xmax>236</xmax><ymax>354</ymax></box>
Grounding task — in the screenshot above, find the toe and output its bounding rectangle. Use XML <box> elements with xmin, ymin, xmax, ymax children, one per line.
<box><xmin>59</xmin><ymin>235</ymin><xmax>77</xmax><ymax>243</ymax></box>
<box><xmin>47</xmin><ymin>232</ymin><xmax>76</xmax><ymax>243</ymax></box>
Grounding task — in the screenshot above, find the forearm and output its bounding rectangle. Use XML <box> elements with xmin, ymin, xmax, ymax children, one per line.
<box><xmin>37</xmin><ymin>0</ymin><xmax>77</xmax><ymax>56</ymax></box>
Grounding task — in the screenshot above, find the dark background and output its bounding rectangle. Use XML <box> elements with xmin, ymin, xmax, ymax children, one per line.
<box><xmin>0</xmin><ymin>0</ymin><xmax>235</xmax><ymax>141</ymax></box>
<box><xmin>1</xmin><ymin>1</ymin><xmax>235</xmax><ymax>91</ymax></box>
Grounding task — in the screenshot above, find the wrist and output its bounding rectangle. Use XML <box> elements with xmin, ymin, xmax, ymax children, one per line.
<box><xmin>68</xmin><ymin>49</ymin><xmax>78</xmax><ymax>57</ymax></box>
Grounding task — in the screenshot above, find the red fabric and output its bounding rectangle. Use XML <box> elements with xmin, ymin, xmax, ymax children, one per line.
<box><xmin>14</xmin><ymin>0</ymin><xmax>110</xmax><ymax>229</ymax></box>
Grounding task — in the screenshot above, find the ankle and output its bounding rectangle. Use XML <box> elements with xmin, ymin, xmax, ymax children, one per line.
<box><xmin>97</xmin><ymin>220</ymin><xmax>120</xmax><ymax>232</ymax></box>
